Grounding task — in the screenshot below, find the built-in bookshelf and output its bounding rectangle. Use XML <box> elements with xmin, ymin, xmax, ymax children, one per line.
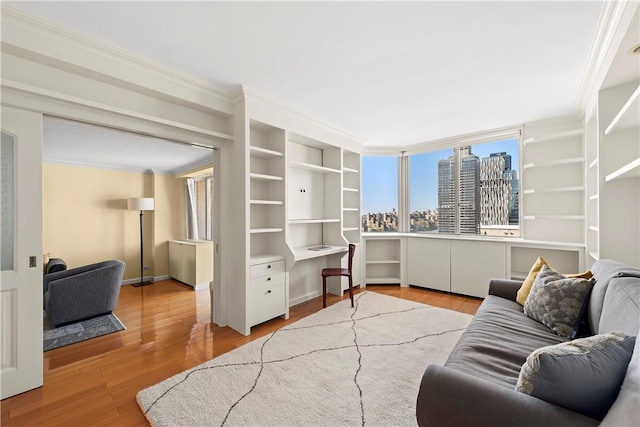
<box><xmin>247</xmin><ymin>120</ymin><xmax>288</xmax><ymax>333</ymax></box>
<box><xmin>521</xmin><ymin>119</ymin><xmax>585</xmax><ymax>244</ymax></box>
<box><xmin>342</xmin><ymin>149</ymin><xmax>361</xmax><ymax>245</ymax></box>
<box><xmin>584</xmin><ymin>7</ymin><xmax>639</xmax><ymax>268</ymax></box>
<box><xmin>364</xmin><ymin>237</ymin><xmax>402</xmax><ymax>285</ymax></box>
<box><xmin>249</xmin><ymin>120</ymin><xmax>286</xmax><ymax>258</ymax></box>
<box><xmin>597</xmin><ymin>80</ymin><xmax>640</xmax><ymax>267</ymax></box>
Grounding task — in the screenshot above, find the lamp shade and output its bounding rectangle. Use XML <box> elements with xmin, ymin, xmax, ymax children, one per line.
<box><xmin>127</xmin><ymin>197</ymin><xmax>155</xmax><ymax>211</ymax></box>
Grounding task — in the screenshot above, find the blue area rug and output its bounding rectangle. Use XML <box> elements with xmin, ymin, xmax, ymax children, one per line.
<box><xmin>43</xmin><ymin>313</ymin><xmax>125</xmax><ymax>352</ymax></box>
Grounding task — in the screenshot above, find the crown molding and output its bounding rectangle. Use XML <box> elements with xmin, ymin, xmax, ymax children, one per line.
<box><xmin>574</xmin><ymin>1</ymin><xmax>640</xmax><ymax>118</ymax></box>
<box><xmin>1</xmin><ymin>79</ymin><xmax>234</xmax><ymax>142</ymax></box>
<box><xmin>1</xmin><ymin>5</ymin><xmax>234</xmax><ymax>116</ymax></box>
<box><xmin>240</xmin><ymin>86</ymin><xmax>367</xmax><ymax>148</ymax></box>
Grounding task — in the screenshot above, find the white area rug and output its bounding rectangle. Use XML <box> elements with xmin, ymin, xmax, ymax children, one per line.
<box><xmin>137</xmin><ymin>291</ymin><xmax>472</xmax><ymax>426</ymax></box>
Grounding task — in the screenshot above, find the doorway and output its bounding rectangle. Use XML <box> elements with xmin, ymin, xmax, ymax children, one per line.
<box><xmin>41</xmin><ymin>116</ymin><xmax>219</xmax><ymax>322</ymax></box>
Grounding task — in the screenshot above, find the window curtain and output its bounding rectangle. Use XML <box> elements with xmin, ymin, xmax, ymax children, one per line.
<box><xmin>185</xmin><ymin>178</ymin><xmax>199</xmax><ymax>240</ymax></box>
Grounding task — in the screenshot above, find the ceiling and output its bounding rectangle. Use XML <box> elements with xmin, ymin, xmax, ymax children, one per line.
<box><xmin>43</xmin><ymin>117</ymin><xmax>214</xmax><ymax>175</ymax></box>
<box><xmin>10</xmin><ymin>1</ymin><xmax>604</xmax><ymax>150</ymax></box>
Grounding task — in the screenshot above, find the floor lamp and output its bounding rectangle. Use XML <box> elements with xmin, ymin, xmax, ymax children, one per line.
<box><xmin>128</xmin><ymin>197</ymin><xmax>155</xmax><ymax>287</ymax></box>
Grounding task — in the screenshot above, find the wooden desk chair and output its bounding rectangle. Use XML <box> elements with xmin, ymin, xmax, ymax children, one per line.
<box><xmin>321</xmin><ymin>243</ymin><xmax>356</xmax><ymax>308</ymax></box>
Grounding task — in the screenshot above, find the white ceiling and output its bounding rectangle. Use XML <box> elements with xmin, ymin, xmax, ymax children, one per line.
<box><xmin>43</xmin><ymin>117</ymin><xmax>214</xmax><ymax>174</ymax></box>
<box><xmin>11</xmin><ymin>1</ymin><xmax>604</xmax><ymax>149</ymax></box>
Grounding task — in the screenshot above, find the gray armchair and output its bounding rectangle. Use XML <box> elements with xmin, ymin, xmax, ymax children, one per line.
<box><xmin>44</xmin><ymin>260</ymin><xmax>126</xmax><ymax>327</ymax></box>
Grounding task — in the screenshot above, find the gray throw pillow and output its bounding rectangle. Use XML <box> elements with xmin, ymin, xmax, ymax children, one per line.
<box><xmin>524</xmin><ymin>264</ymin><xmax>593</xmax><ymax>337</ymax></box>
<box><xmin>516</xmin><ymin>332</ymin><xmax>636</xmax><ymax>420</ymax></box>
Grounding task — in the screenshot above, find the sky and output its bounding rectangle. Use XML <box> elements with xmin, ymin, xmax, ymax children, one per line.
<box><xmin>362</xmin><ymin>138</ymin><xmax>520</xmax><ymax>213</ymax></box>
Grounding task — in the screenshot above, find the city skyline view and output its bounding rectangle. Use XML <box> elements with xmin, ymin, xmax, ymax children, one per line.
<box><xmin>362</xmin><ymin>138</ymin><xmax>519</xmax><ymax>214</ymax></box>
<box><xmin>362</xmin><ymin>138</ymin><xmax>520</xmax><ymax>234</ymax></box>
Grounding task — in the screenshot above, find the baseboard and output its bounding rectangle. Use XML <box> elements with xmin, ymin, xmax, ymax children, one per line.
<box><xmin>121</xmin><ymin>275</ymin><xmax>171</xmax><ymax>286</ymax></box>
<box><xmin>289</xmin><ymin>290</ymin><xmax>322</xmax><ymax>307</ymax></box>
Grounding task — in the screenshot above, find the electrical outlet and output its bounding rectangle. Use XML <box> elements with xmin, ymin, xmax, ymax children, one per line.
<box><xmin>143</xmin><ymin>266</ymin><xmax>150</xmax><ymax>271</ymax></box>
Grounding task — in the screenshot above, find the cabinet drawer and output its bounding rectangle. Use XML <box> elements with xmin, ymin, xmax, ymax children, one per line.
<box><xmin>250</xmin><ymin>260</ymin><xmax>285</xmax><ymax>279</ymax></box>
<box><xmin>248</xmin><ymin>278</ymin><xmax>286</xmax><ymax>327</ymax></box>
<box><xmin>249</xmin><ymin>272</ymin><xmax>285</xmax><ymax>290</ymax></box>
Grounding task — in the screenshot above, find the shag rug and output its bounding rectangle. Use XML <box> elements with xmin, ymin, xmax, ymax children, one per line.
<box><xmin>43</xmin><ymin>313</ymin><xmax>125</xmax><ymax>351</ymax></box>
<box><xmin>137</xmin><ymin>291</ymin><xmax>472</xmax><ymax>426</ymax></box>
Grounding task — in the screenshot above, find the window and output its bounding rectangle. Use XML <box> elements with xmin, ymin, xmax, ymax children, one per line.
<box><xmin>193</xmin><ymin>175</ymin><xmax>214</xmax><ymax>240</ymax></box>
<box><xmin>361</xmin><ymin>156</ymin><xmax>399</xmax><ymax>232</ymax></box>
<box><xmin>409</xmin><ymin>138</ymin><xmax>520</xmax><ymax>236</ymax></box>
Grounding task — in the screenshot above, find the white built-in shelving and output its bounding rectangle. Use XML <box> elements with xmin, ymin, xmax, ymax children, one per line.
<box><xmin>523</xmin><ymin>157</ymin><xmax>584</xmax><ymax>169</ymax></box>
<box><xmin>364</xmin><ymin>237</ymin><xmax>402</xmax><ymax>285</ymax></box>
<box><xmin>523</xmin><ymin>128</ymin><xmax>583</xmax><ymax>145</ymax></box>
<box><xmin>245</xmin><ymin>120</ymin><xmax>288</xmax><ymax>335</ymax></box>
<box><xmin>522</xmin><ymin>118</ymin><xmax>585</xmax><ymax>244</ymax></box>
<box><xmin>603</xmin><ymin>84</ymin><xmax>640</xmax><ymax>136</ymax></box>
<box><xmin>583</xmin><ymin>7</ymin><xmax>639</xmax><ymax>269</ymax></box>
<box><xmin>604</xmin><ymin>158</ymin><xmax>640</xmax><ymax>181</ymax></box>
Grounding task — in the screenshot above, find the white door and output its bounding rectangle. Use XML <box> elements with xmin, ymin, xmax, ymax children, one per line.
<box><xmin>1</xmin><ymin>106</ymin><xmax>43</xmax><ymax>399</ymax></box>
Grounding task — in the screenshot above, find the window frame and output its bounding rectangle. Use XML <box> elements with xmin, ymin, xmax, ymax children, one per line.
<box><xmin>363</xmin><ymin>127</ymin><xmax>522</xmax><ymax>237</ymax></box>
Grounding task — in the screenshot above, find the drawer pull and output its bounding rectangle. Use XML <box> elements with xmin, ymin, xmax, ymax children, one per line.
<box><xmin>267</xmin><ymin>289</ymin><xmax>272</xmax><ymax>294</ymax></box>
<box><xmin>267</xmin><ymin>264</ymin><xmax>272</xmax><ymax>269</ymax></box>
<box><xmin>267</xmin><ymin>277</ymin><xmax>271</xmax><ymax>281</ymax></box>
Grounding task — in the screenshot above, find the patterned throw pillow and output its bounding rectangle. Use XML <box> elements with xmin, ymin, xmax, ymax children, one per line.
<box><xmin>524</xmin><ymin>265</ymin><xmax>593</xmax><ymax>338</ymax></box>
<box><xmin>516</xmin><ymin>256</ymin><xmax>592</xmax><ymax>305</ymax></box>
<box><xmin>516</xmin><ymin>332</ymin><xmax>636</xmax><ymax>420</ymax></box>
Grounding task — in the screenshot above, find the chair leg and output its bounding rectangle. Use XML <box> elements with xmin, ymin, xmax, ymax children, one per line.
<box><xmin>348</xmin><ymin>275</ymin><xmax>354</xmax><ymax>308</ymax></box>
<box><xmin>322</xmin><ymin>276</ymin><xmax>327</xmax><ymax>308</ymax></box>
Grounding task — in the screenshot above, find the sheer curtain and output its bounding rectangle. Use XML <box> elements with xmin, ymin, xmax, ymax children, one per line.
<box><xmin>185</xmin><ymin>178</ymin><xmax>199</xmax><ymax>240</ymax></box>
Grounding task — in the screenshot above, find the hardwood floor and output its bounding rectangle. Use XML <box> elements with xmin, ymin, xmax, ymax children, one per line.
<box><xmin>1</xmin><ymin>280</ymin><xmax>481</xmax><ymax>427</ymax></box>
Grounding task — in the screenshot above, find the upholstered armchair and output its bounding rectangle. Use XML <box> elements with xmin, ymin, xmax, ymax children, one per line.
<box><xmin>44</xmin><ymin>260</ymin><xmax>126</xmax><ymax>327</ymax></box>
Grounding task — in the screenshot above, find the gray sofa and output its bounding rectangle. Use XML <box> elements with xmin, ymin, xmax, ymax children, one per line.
<box><xmin>417</xmin><ymin>259</ymin><xmax>640</xmax><ymax>426</ymax></box>
<box><xmin>44</xmin><ymin>260</ymin><xmax>126</xmax><ymax>327</ymax></box>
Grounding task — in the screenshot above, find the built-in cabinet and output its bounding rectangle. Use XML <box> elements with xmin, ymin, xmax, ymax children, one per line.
<box><xmin>366</xmin><ymin>234</ymin><xmax>585</xmax><ymax>299</ymax></box>
<box><xmin>168</xmin><ymin>240</ymin><xmax>214</xmax><ymax>289</ymax></box>
<box><xmin>230</xmin><ymin>100</ymin><xmax>363</xmax><ymax>335</ymax></box>
<box><xmin>584</xmin><ymin>6</ymin><xmax>640</xmax><ymax>268</ymax></box>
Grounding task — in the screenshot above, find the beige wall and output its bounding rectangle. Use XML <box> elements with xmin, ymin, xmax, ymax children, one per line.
<box><xmin>43</xmin><ymin>164</ymin><xmax>185</xmax><ymax>280</ymax></box>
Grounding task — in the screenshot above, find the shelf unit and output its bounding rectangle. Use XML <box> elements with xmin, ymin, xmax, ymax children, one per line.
<box><xmin>583</xmin><ymin>7</ymin><xmax>639</xmax><ymax>269</ymax></box>
<box><xmin>597</xmin><ymin>80</ymin><xmax>640</xmax><ymax>267</ymax></box>
<box><xmin>507</xmin><ymin>241</ymin><xmax>584</xmax><ymax>281</ymax></box>
<box><xmin>342</xmin><ymin>149</ymin><xmax>361</xmax><ymax>245</ymax></box>
<box><xmin>247</xmin><ymin>120</ymin><xmax>288</xmax><ymax>332</ymax></box>
<box><xmin>286</xmin><ymin>133</ymin><xmax>345</xmax><ymax>259</ymax></box>
<box><xmin>521</xmin><ymin>118</ymin><xmax>585</xmax><ymax>244</ymax></box>
<box><xmin>364</xmin><ymin>237</ymin><xmax>402</xmax><ymax>285</ymax></box>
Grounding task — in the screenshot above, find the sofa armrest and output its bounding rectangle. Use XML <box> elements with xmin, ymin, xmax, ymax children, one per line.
<box><xmin>488</xmin><ymin>278</ymin><xmax>522</xmax><ymax>301</ymax></box>
<box><xmin>416</xmin><ymin>364</ymin><xmax>599</xmax><ymax>427</ymax></box>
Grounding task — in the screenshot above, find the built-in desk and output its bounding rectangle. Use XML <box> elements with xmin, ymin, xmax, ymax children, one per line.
<box><xmin>290</xmin><ymin>245</ymin><xmax>348</xmax><ymax>262</ymax></box>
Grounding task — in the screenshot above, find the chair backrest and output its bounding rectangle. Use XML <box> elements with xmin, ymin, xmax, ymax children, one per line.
<box><xmin>348</xmin><ymin>243</ymin><xmax>356</xmax><ymax>273</ymax></box>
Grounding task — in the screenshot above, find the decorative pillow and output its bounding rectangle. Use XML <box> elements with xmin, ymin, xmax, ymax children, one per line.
<box><xmin>600</xmin><ymin>325</ymin><xmax>640</xmax><ymax>426</ymax></box>
<box><xmin>516</xmin><ymin>256</ymin><xmax>592</xmax><ymax>305</ymax></box>
<box><xmin>524</xmin><ymin>265</ymin><xmax>594</xmax><ymax>337</ymax></box>
<box><xmin>516</xmin><ymin>332</ymin><xmax>636</xmax><ymax>420</ymax></box>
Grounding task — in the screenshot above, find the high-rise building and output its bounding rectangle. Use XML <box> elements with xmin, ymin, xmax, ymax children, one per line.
<box><xmin>437</xmin><ymin>152</ymin><xmax>456</xmax><ymax>233</ymax></box>
<box><xmin>458</xmin><ymin>147</ymin><xmax>480</xmax><ymax>234</ymax></box>
<box><xmin>438</xmin><ymin>146</ymin><xmax>480</xmax><ymax>234</ymax></box>
<box><xmin>480</xmin><ymin>152</ymin><xmax>519</xmax><ymax>227</ymax></box>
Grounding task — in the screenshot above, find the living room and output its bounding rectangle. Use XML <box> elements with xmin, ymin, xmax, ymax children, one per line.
<box><xmin>1</xmin><ymin>1</ymin><xmax>639</xmax><ymax>426</ymax></box>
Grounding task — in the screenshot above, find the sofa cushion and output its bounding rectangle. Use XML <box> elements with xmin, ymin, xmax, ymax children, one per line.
<box><xmin>524</xmin><ymin>265</ymin><xmax>593</xmax><ymax>338</ymax></box>
<box><xmin>600</xmin><ymin>325</ymin><xmax>640</xmax><ymax>426</ymax></box>
<box><xmin>445</xmin><ymin>295</ymin><xmax>566</xmax><ymax>389</ymax></box>
<box><xmin>599</xmin><ymin>277</ymin><xmax>640</xmax><ymax>336</ymax></box>
<box><xmin>516</xmin><ymin>332</ymin><xmax>635</xmax><ymax>421</ymax></box>
<box><xmin>589</xmin><ymin>259</ymin><xmax>640</xmax><ymax>334</ymax></box>
<box><xmin>516</xmin><ymin>256</ymin><xmax>592</xmax><ymax>305</ymax></box>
